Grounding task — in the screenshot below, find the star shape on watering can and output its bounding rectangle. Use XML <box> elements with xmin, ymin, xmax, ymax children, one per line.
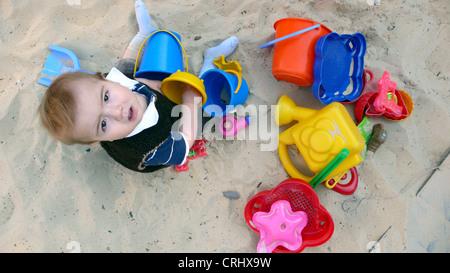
<box><xmin>252</xmin><ymin>200</ymin><xmax>308</xmax><ymax>253</ymax></box>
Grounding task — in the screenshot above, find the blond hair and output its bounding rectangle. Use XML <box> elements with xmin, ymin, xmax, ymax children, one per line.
<box><xmin>38</xmin><ymin>71</ymin><xmax>105</xmax><ymax>144</ymax></box>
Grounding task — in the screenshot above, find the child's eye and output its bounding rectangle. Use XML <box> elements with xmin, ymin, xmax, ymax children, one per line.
<box><xmin>104</xmin><ymin>91</ymin><xmax>109</xmax><ymax>102</ymax></box>
<box><xmin>101</xmin><ymin>119</ymin><xmax>107</xmax><ymax>132</ymax></box>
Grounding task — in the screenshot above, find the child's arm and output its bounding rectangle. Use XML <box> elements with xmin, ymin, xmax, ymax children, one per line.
<box><xmin>135</xmin><ymin>77</ymin><xmax>162</xmax><ymax>93</ymax></box>
<box><xmin>179</xmin><ymin>84</ymin><xmax>202</xmax><ymax>149</ymax></box>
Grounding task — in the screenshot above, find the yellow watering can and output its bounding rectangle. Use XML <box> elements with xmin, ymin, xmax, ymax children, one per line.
<box><xmin>276</xmin><ymin>95</ymin><xmax>365</xmax><ymax>188</ymax></box>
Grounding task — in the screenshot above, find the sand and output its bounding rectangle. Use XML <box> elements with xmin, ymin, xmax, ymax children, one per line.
<box><xmin>0</xmin><ymin>0</ymin><xmax>449</xmax><ymax>253</ymax></box>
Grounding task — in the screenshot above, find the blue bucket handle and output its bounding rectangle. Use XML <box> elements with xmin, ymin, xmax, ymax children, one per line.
<box><xmin>133</xmin><ymin>30</ymin><xmax>189</xmax><ymax>78</ymax></box>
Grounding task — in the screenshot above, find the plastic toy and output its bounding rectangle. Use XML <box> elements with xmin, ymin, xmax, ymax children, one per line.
<box><xmin>341</xmin><ymin>69</ymin><xmax>374</xmax><ymax>104</ymax></box>
<box><xmin>252</xmin><ymin>200</ymin><xmax>308</xmax><ymax>253</ymax></box>
<box><xmin>174</xmin><ymin>139</ymin><xmax>207</xmax><ymax>172</ymax></box>
<box><xmin>356</xmin><ymin>116</ymin><xmax>386</xmax><ymax>156</ymax></box>
<box><xmin>133</xmin><ymin>30</ymin><xmax>248</xmax><ymax>117</ymax></box>
<box><xmin>218</xmin><ymin>114</ymin><xmax>250</xmax><ymax>137</ymax></box>
<box><xmin>385</xmin><ymin>90</ymin><xmax>413</xmax><ymax>121</ymax></box>
<box><xmin>355</xmin><ymin>71</ymin><xmax>413</xmax><ymax>122</ymax></box>
<box><xmin>245</xmin><ymin>178</ymin><xmax>334</xmax><ymax>253</ymax></box>
<box><xmin>356</xmin><ymin>116</ymin><xmax>373</xmax><ymax>160</ymax></box>
<box><xmin>259</xmin><ymin>24</ymin><xmax>320</xmax><ymax>49</ymax></box>
<box><xmin>355</xmin><ymin>89</ymin><xmax>412</xmax><ymax>121</ymax></box>
<box><xmin>212</xmin><ymin>55</ymin><xmax>243</xmax><ymax>89</ymax></box>
<box><xmin>311</xmin><ymin>148</ymin><xmax>359</xmax><ymax>195</ymax></box>
<box><xmin>325</xmin><ymin>167</ymin><xmax>359</xmax><ymax>195</ymax></box>
<box><xmin>201</xmin><ymin>56</ymin><xmax>249</xmax><ymax>117</ymax></box>
<box><xmin>355</xmin><ymin>91</ymin><xmax>383</xmax><ymax>121</ymax></box>
<box><xmin>134</xmin><ymin>30</ymin><xmax>187</xmax><ymax>81</ymax></box>
<box><xmin>160</xmin><ymin>70</ymin><xmax>207</xmax><ymax>106</ymax></box>
<box><xmin>132</xmin><ymin>30</ymin><xmax>209</xmax><ymax>106</ymax></box>
<box><xmin>275</xmin><ymin>95</ymin><xmax>365</xmax><ymax>190</ymax></box>
<box><xmin>374</xmin><ymin>71</ymin><xmax>404</xmax><ymax>117</ymax></box>
<box><xmin>272</xmin><ymin>18</ymin><xmax>332</xmax><ymax>86</ymax></box>
<box><xmin>309</xmin><ymin>148</ymin><xmax>349</xmax><ymax>190</ymax></box>
<box><xmin>39</xmin><ymin>44</ymin><xmax>92</xmax><ymax>86</ymax></box>
<box><xmin>312</xmin><ymin>33</ymin><xmax>367</xmax><ymax>104</ymax></box>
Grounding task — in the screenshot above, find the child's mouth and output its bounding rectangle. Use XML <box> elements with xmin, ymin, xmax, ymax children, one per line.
<box><xmin>128</xmin><ymin>106</ymin><xmax>136</xmax><ymax>122</ymax></box>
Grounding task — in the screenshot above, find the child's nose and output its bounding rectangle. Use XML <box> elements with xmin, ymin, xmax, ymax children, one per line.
<box><xmin>109</xmin><ymin>104</ymin><xmax>124</xmax><ymax>121</ymax></box>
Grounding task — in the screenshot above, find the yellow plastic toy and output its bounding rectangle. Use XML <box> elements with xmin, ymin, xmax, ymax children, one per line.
<box><xmin>213</xmin><ymin>55</ymin><xmax>243</xmax><ymax>94</ymax></box>
<box><xmin>160</xmin><ymin>70</ymin><xmax>207</xmax><ymax>106</ymax></box>
<box><xmin>276</xmin><ymin>95</ymin><xmax>365</xmax><ymax>186</ymax></box>
<box><xmin>133</xmin><ymin>30</ymin><xmax>207</xmax><ymax>107</ymax></box>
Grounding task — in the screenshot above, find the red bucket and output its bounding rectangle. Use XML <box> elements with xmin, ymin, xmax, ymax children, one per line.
<box><xmin>244</xmin><ymin>178</ymin><xmax>334</xmax><ymax>253</ymax></box>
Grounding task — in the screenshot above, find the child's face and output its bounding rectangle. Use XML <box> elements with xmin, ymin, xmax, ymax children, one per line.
<box><xmin>70</xmin><ymin>78</ymin><xmax>148</xmax><ymax>143</ymax></box>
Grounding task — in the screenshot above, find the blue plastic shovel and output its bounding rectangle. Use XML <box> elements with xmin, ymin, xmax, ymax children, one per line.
<box><xmin>39</xmin><ymin>44</ymin><xmax>92</xmax><ymax>86</ymax></box>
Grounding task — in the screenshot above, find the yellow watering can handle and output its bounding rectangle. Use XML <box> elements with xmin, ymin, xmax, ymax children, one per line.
<box><xmin>278</xmin><ymin>143</ymin><xmax>313</xmax><ymax>182</ymax></box>
<box><xmin>133</xmin><ymin>30</ymin><xmax>189</xmax><ymax>78</ymax></box>
<box><xmin>224</xmin><ymin>69</ymin><xmax>242</xmax><ymax>94</ymax></box>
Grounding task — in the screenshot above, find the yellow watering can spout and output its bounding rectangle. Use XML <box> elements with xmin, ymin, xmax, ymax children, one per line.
<box><xmin>275</xmin><ymin>95</ymin><xmax>317</xmax><ymax>126</ymax></box>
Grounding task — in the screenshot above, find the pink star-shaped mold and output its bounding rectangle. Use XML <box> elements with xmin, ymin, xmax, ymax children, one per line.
<box><xmin>252</xmin><ymin>200</ymin><xmax>308</xmax><ymax>253</ymax></box>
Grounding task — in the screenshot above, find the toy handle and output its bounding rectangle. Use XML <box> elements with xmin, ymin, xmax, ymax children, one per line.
<box><xmin>224</xmin><ymin>69</ymin><xmax>242</xmax><ymax>94</ymax></box>
<box><xmin>133</xmin><ymin>30</ymin><xmax>189</xmax><ymax>77</ymax></box>
<box><xmin>324</xmin><ymin>172</ymin><xmax>346</xmax><ymax>189</ymax></box>
<box><xmin>363</xmin><ymin>69</ymin><xmax>374</xmax><ymax>84</ymax></box>
<box><xmin>278</xmin><ymin>143</ymin><xmax>314</xmax><ymax>182</ymax></box>
<box><xmin>326</xmin><ymin>167</ymin><xmax>358</xmax><ymax>195</ymax></box>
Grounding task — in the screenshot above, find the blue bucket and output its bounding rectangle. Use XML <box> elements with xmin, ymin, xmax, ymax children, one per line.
<box><xmin>134</xmin><ymin>30</ymin><xmax>184</xmax><ymax>81</ymax></box>
<box><xmin>201</xmin><ymin>69</ymin><xmax>249</xmax><ymax>117</ymax></box>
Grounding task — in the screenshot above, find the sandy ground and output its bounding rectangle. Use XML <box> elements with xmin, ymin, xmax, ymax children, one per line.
<box><xmin>0</xmin><ymin>0</ymin><xmax>449</xmax><ymax>253</ymax></box>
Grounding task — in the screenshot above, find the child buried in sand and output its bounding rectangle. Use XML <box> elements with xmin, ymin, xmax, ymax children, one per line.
<box><xmin>38</xmin><ymin>0</ymin><xmax>239</xmax><ymax>173</ymax></box>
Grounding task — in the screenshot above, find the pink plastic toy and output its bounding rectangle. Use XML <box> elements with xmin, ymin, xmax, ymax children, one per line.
<box><xmin>373</xmin><ymin>71</ymin><xmax>404</xmax><ymax>118</ymax></box>
<box><xmin>252</xmin><ymin>200</ymin><xmax>308</xmax><ymax>253</ymax></box>
<box><xmin>218</xmin><ymin>115</ymin><xmax>250</xmax><ymax>137</ymax></box>
<box><xmin>355</xmin><ymin>71</ymin><xmax>411</xmax><ymax>122</ymax></box>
